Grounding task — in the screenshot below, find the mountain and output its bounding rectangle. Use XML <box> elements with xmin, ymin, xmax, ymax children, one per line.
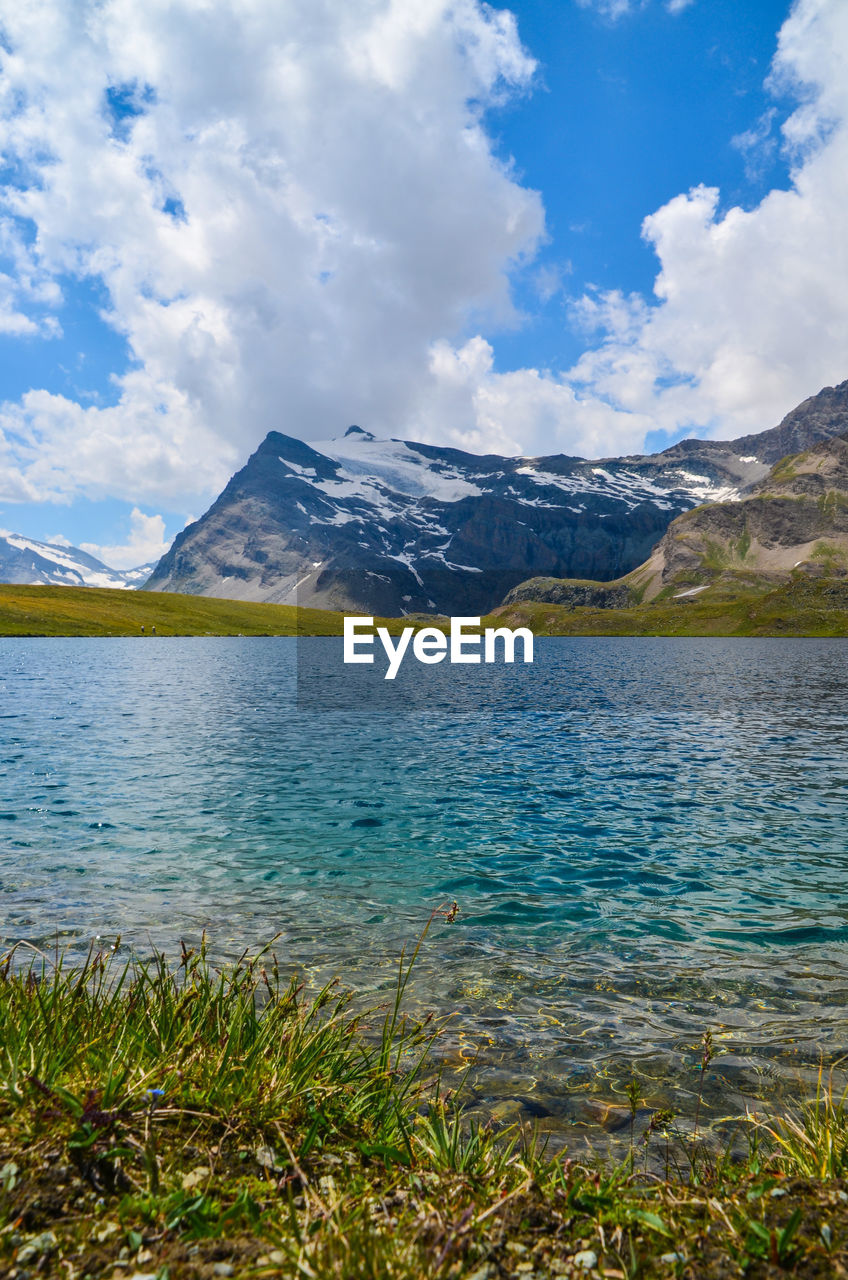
<box><xmin>505</xmin><ymin>429</ymin><xmax>848</xmax><ymax>609</ymax></box>
<box><xmin>647</xmin><ymin>428</ymin><xmax>848</xmax><ymax>596</ymax></box>
<box><xmin>0</xmin><ymin>532</ymin><xmax>154</xmax><ymax>590</ymax></box>
<box><xmin>145</xmin><ymin>379</ymin><xmax>848</xmax><ymax>616</ymax></box>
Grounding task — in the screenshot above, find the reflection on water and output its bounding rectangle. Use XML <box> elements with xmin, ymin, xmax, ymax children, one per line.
<box><xmin>1</xmin><ymin>636</ymin><xmax>847</xmax><ymax>1149</ymax></box>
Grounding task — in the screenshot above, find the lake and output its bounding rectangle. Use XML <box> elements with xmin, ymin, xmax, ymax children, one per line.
<box><xmin>2</xmin><ymin>636</ymin><xmax>847</xmax><ymax>1149</ymax></box>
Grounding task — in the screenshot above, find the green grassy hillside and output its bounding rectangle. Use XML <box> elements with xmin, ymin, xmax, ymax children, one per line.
<box><xmin>488</xmin><ymin>574</ymin><xmax>848</xmax><ymax>636</ymax></box>
<box><xmin>0</xmin><ymin>584</ymin><xmax>383</xmax><ymax>637</ymax></box>
<box><xmin>3</xmin><ymin>577</ymin><xmax>848</xmax><ymax>637</ymax></box>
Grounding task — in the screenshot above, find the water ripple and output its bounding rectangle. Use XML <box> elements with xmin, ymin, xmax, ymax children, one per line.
<box><xmin>2</xmin><ymin>635</ymin><xmax>848</xmax><ymax>1135</ymax></box>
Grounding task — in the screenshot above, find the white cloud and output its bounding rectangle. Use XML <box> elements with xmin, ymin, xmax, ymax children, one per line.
<box><xmin>81</xmin><ymin>507</ymin><xmax>169</xmax><ymax>569</ymax></box>
<box><xmin>731</xmin><ymin>108</ymin><xmax>779</xmax><ymax>182</ymax></box>
<box><xmin>575</xmin><ymin>0</ymin><xmax>639</xmax><ymax>17</ymax></box>
<box><xmin>408</xmin><ymin>335</ymin><xmax>652</xmax><ymax>459</ymax></box>
<box><xmin>402</xmin><ymin>0</ymin><xmax>848</xmax><ymax>463</ymax></box>
<box><xmin>0</xmin><ymin>0</ymin><xmax>543</xmax><ymax>507</ymax></box>
<box><xmin>574</xmin><ymin>0</ymin><xmax>694</xmax><ymax>19</ymax></box>
<box><xmin>0</xmin><ymin>0</ymin><xmax>845</xmax><ymax>515</ymax></box>
<box><xmin>0</xmin><ymin>379</ymin><xmax>233</xmax><ymax>506</ymax></box>
<box><xmin>554</xmin><ymin>0</ymin><xmax>848</xmax><ymax>445</ymax></box>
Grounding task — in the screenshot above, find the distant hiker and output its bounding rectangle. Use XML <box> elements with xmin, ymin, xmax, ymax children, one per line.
<box><xmin>151</xmin><ymin>625</ymin><xmax>156</xmax><ymax>635</ymax></box>
<box><xmin>141</xmin><ymin>625</ymin><xmax>145</xmax><ymax>634</ymax></box>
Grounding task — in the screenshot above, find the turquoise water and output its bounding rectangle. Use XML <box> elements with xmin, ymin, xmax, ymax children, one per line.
<box><xmin>2</xmin><ymin>637</ymin><xmax>848</xmax><ymax>1144</ymax></box>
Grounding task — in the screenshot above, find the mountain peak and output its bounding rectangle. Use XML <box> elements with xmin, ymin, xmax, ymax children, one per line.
<box><xmin>0</xmin><ymin>532</ymin><xmax>152</xmax><ymax>589</ymax></box>
<box><xmin>145</xmin><ymin>379</ymin><xmax>848</xmax><ymax>615</ymax></box>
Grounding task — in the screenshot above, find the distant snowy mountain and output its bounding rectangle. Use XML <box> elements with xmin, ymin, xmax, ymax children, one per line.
<box><xmin>0</xmin><ymin>532</ymin><xmax>154</xmax><ymax>590</ymax></box>
<box><xmin>145</xmin><ymin>379</ymin><xmax>848</xmax><ymax>616</ymax></box>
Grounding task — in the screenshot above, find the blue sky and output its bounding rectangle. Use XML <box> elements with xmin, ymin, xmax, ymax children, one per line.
<box><xmin>491</xmin><ymin>0</ymin><xmax>793</xmax><ymax>377</ymax></box>
<box><xmin>0</xmin><ymin>0</ymin><xmax>844</xmax><ymax>568</ymax></box>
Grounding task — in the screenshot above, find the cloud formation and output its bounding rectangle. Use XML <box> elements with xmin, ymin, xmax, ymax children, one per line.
<box><xmin>0</xmin><ymin>0</ymin><xmax>542</xmax><ymax>507</ymax></box>
<box><xmin>0</xmin><ymin>0</ymin><xmax>847</xmax><ymax>515</ymax></box>
<box><xmin>557</xmin><ymin>0</ymin><xmax>848</xmax><ymax>445</ymax></box>
<box><xmin>429</xmin><ymin>0</ymin><xmax>848</xmax><ymax>457</ymax></box>
<box><xmin>81</xmin><ymin>507</ymin><xmax>170</xmax><ymax>569</ymax></box>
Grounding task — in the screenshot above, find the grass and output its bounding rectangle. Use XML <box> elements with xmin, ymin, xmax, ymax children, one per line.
<box><xmin>5</xmin><ymin>576</ymin><xmax>848</xmax><ymax>641</ymax></box>
<box><xmin>488</xmin><ymin>575</ymin><xmax>848</xmax><ymax>637</ymax></box>
<box><xmin>1</xmin><ymin>924</ymin><xmax>847</xmax><ymax>1279</ymax></box>
<box><xmin>0</xmin><ymin>585</ymin><xmax>403</xmax><ymax>637</ymax></box>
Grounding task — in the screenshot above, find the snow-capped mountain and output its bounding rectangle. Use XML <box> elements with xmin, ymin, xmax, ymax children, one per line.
<box><xmin>0</xmin><ymin>532</ymin><xmax>154</xmax><ymax>590</ymax></box>
<box><xmin>145</xmin><ymin>379</ymin><xmax>848</xmax><ymax>616</ymax></box>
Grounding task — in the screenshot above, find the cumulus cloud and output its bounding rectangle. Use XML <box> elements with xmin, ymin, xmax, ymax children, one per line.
<box><xmin>412</xmin><ymin>336</ymin><xmax>653</xmax><ymax>459</ymax></box>
<box><xmin>0</xmin><ymin>0</ymin><xmax>846</xmax><ymax>514</ymax></box>
<box><xmin>421</xmin><ymin>0</ymin><xmax>848</xmax><ymax>459</ymax></box>
<box><xmin>81</xmin><ymin>507</ymin><xmax>169</xmax><ymax>569</ymax></box>
<box><xmin>418</xmin><ymin>0</ymin><xmax>848</xmax><ymax>459</ymax></box>
<box><xmin>554</xmin><ymin>0</ymin><xmax>848</xmax><ymax>445</ymax></box>
<box><xmin>0</xmin><ymin>0</ymin><xmax>543</xmax><ymax>507</ymax></box>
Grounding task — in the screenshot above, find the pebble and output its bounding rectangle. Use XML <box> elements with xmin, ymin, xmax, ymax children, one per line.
<box><xmin>255</xmin><ymin>1144</ymin><xmax>286</xmax><ymax>1173</ymax></box>
<box><xmin>16</xmin><ymin>1232</ymin><xmax>58</xmax><ymax>1264</ymax></box>
<box><xmin>181</xmin><ymin>1165</ymin><xmax>211</xmax><ymax>1190</ymax></box>
<box><xmin>213</xmin><ymin>1265</ymin><xmax>235</xmax><ymax>1277</ymax></box>
<box><xmin>660</xmin><ymin>1252</ymin><xmax>686</xmax><ymax>1264</ymax></box>
<box><xmin>466</xmin><ymin>1266</ymin><xmax>491</xmax><ymax>1280</ymax></box>
<box><xmin>573</xmin><ymin>1250</ymin><xmax>598</xmax><ymax>1270</ymax></box>
<box><xmin>770</xmin><ymin>1187</ymin><xmax>787</xmax><ymax>1198</ymax></box>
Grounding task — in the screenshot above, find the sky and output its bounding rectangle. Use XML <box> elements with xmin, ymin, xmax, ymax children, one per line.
<box><xmin>0</xmin><ymin>0</ymin><xmax>845</xmax><ymax>568</ymax></box>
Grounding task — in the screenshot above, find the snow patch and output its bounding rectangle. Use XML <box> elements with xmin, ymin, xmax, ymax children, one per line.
<box><xmin>280</xmin><ymin>458</ymin><xmax>317</xmax><ymax>478</ymax></box>
<box><xmin>311</xmin><ymin>434</ymin><xmax>484</xmax><ymax>502</ymax></box>
<box><xmin>1</xmin><ymin>532</ymin><xmax>144</xmax><ymax>589</ymax></box>
<box><xmin>671</xmin><ymin>471</ymin><xmax>740</xmax><ymax>503</ymax></box>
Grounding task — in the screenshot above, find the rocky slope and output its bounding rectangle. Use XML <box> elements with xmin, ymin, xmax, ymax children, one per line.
<box><xmin>144</xmin><ymin>428</ymin><xmax>745</xmax><ymax>615</ymax></box>
<box><xmin>652</xmin><ymin>431</ymin><xmax>848</xmax><ymax>592</ymax></box>
<box><xmin>0</xmin><ymin>532</ymin><xmax>153</xmax><ymax>590</ymax></box>
<box><xmin>506</xmin><ymin>427</ymin><xmax>848</xmax><ymax>610</ymax></box>
<box><xmin>146</xmin><ymin>379</ymin><xmax>848</xmax><ymax>616</ymax></box>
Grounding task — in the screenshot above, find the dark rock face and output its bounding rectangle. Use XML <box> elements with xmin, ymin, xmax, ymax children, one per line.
<box><xmin>502</xmin><ymin>578</ymin><xmax>637</xmax><ymax>609</ymax></box>
<box><xmin>729</xmin><ymin>381</ymin><xmax>848</xmax><ymax>463</ymax></box>
<box><xmin>146</xmin><ymin>379</ymin><xmax>848</xmax><ymax>616</ymax></box>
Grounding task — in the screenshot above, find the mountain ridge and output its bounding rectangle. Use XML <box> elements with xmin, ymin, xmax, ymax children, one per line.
<box><xmin>145</xmin><ymin>378</ymin><xmax>848</xmax><ymax>615</ymax></box>
<box><xmin>504</xmin><ymin>428</ymin><xmax>848</xmax><ymax>611</ymax></box>
<box><xmin>0</xmin><ymin>531</ymin><xmax>154</xmax><ymax>590</ymax></box>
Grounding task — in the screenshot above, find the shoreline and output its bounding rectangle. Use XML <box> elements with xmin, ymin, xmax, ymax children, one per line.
<box><xmin>3</xmin><ymin>580</ymin><xmax>848</xmax><ymax>637</ymax></box>
<box><xmin>1</xmin><ymin>938</ymin><xmax>846</xmax><ymax>1279</ymax></box>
